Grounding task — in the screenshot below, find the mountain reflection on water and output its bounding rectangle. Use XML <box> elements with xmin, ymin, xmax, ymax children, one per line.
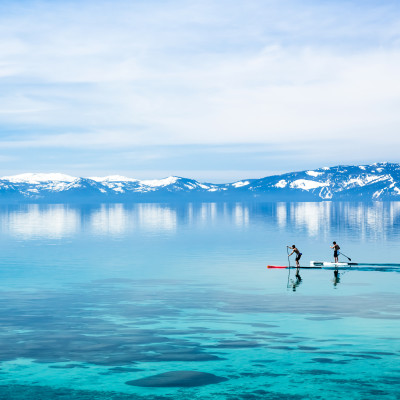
<box><xmin>1</xmin><ymin>201</ymin><xmax>400</xmax><ymax>239</ymax></box>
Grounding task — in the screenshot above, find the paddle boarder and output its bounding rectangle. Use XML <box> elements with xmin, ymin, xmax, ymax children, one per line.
<box><xmin>287</xmin><ymin>245</ymin><xmax>302</xmax><ymax>268</ymax></box>
<box><xmin>330</xmin><ymin>241</ymin><xmax>340</xmax><ymax>263</ymax></box>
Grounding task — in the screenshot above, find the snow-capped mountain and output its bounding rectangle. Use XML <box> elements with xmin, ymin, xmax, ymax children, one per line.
<box><xmin>240</xmin><ymin>162</ymin><xmax>400</xmax><ymax>201</ymax></box>
<box><xmin>1</xmin><ymin>163</ymin><xmax>400</xmax><ymax>202</ymax></box>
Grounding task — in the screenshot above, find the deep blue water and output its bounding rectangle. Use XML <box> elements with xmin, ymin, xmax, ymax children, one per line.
<box><xmin>0</xmin><ymin>202</ymin><xmax>399</xmax><ymax>399</ymax></box>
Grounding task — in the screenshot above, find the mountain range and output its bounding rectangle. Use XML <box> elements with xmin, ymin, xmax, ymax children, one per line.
<box><xmin>1</xmin><ymin>162</ymin><xmax>400</xmax><ymax>202</ymax></box>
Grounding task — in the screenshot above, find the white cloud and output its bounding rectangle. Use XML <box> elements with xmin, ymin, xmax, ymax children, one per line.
<box><xmin>0</xmin><ymin>0</ymin><xmax>399</xmax><ymax>167</ymax></box>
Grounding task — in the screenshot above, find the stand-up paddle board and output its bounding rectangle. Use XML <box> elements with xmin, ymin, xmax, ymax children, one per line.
<box><xmin>267</xmin><ymin>265</ymin><xmax>355</xmax><ymax>270</ymax></box>
<box><xmin>267</xmin><ymin>264</ymin><xmax>399</xmax><ymax>271</ymax></box>
<box><xmin>310</xmin><ymin>261</ymin><xmax>358</xmax><ymax>266</ymax></box>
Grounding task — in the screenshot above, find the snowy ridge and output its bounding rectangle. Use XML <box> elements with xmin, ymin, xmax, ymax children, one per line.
<box><xmin>232</xmin><ymin>180</ymin><xmax>250</xmax><ymax>188</ymax></box>
<box><xmin>290</xmin><ymin>179</ymin><xmax>328</xmax><ymax>190</ymax></box>
<box><xmin>89</xmin><ymin>175</ymin><xmax>139</xmax><ymax>182</ymax></box>
<box><xmin>140</xmin><ymin>176</ymin><xmax>179</xmax><ymax>187</ymax></box>
<box><xmin>1</xmin><ymin>163</ymin><xmax>400</xmax><ymax>202</ymax></box>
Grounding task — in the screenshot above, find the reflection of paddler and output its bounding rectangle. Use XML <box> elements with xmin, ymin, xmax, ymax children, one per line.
<box><xmin>287</xmin><ymin>245</ymin><xmax>302</xmax><ymax>268</ymax></box>
<box><xmin>330</xmin><ymin>241</ymin><xmax>340</xmax><ymax>263</ymax></box>
<box><xmin>333</xmin><ymin>270</ymin><xmax>340</xmax><ymax>287</ymax></box>
<box><xmin>334</xmin><ymin>270</ymin><xmax>339</xmax><ymax>278</ymax></box>
<box><xmin>290</xmin><ymin>272</ymin><xmax>302</xmax><ymax>291</ymax></box>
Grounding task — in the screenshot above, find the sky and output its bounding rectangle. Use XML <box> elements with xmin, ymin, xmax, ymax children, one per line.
<box><xmin>0</xmin><ymin>0</ymin><xmax>400</xmax><ymax>182</ymax></box>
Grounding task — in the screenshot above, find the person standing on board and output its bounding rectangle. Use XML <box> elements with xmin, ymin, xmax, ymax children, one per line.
<box><xmin>288</xmin><ymin>245</ymin><xmax>302</xmax><ymax>269</ymax></box>
<box><xmin>330</xmin><ymin>241</ymin><xmax>340</xmax><ymax>263</ymax></box>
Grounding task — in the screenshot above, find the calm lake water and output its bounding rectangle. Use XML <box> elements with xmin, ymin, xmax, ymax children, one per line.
<box><xmin>0</xmin><ymin>202</ymin><xmax>399</xmax><ymax>399</ymax></box>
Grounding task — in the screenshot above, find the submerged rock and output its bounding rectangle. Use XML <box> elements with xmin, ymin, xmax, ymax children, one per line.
<box><xmin>126</xmin><ymin>370</ymin><xmax>227</xmax><ymax>387</ymax></box>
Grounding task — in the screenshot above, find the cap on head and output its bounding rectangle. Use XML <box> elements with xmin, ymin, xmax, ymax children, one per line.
<box><xmin>292</xmin><ymin>245</ymin><xmax>295</xmax><ymax>248</ymax></box>
<box><xmin>333</xmin><ymin>241</ymin><xmax>336</xmax><ymax>244</ymax></box>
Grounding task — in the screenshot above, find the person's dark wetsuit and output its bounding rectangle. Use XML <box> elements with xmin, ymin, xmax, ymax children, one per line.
<box><xmin>331</xmin><ymin>242</ymin><xmax>340</xmax><ymax>263</ymax></box>
<box><xmin>288</xmin><ymin>245</ymin><xmax>302</xmax><ymax>268</ymax></box>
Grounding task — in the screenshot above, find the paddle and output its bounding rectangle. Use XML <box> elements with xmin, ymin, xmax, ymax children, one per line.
<box><xmin>286</xmin><ymin>246</ymin><xmax>291</xmax><ymax>268</ymax></box>
<box><xmin>286</xmin><ymin>246</ymin><xmax>291</xmax><ymax>288</ymax></box>
<box><xmin>338</xmin><ymin>251</ymin><xmax>351</xmax><ymax>261</ymax></box>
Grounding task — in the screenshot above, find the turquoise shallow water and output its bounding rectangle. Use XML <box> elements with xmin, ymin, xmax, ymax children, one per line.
<box><xmin>0</xmin><ymin>202</ymin><xmax>399</xmax><ymax>399</ymax></box>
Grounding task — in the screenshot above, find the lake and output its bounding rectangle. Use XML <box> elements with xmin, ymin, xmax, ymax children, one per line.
<box><xmin>0</xmin><ymin>202</ymin><xmax>399</xmax><ymax>399</ymax></box>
